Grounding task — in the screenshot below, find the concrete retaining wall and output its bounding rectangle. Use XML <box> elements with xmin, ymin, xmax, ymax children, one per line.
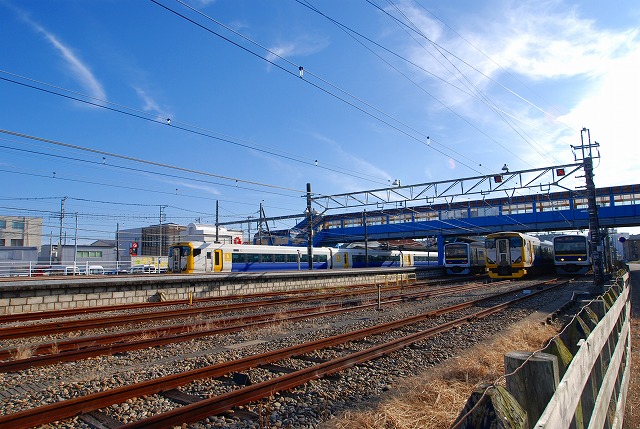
<box><xmin>0</xmin><ymin>267</ymin><xmax>443</xmax><ymax>314</ymax></box>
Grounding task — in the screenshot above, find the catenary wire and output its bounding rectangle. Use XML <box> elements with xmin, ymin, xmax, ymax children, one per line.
<box><xmin>380</xmin><ymin>0</ymin><xmax>562</xmax><ymax>165</ymax></box>
<box><xmin>153</xmin><ymin>0</ymin><xmax>483</xmax><ymax>173</ymax></box>
<box><xmin>296</xmin><ymin>0</ymin><xmax>572</xmax><ymax>159</ymax></box>
<box><xmin>0</xmin><ymin>70</ymin><xmax>390</xmax><ymax>185</ymax></box>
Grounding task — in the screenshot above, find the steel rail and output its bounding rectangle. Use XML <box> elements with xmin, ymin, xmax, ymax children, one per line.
<box><xmin>0</xmin><ymin>277</ymin><xmax>487</xmax><ymax>340</ymax></box>
<box><xmin>0</xmin><ymin>279</ymin><xmax>566</xmax><ymax>428</ymax></box>
<box><xmin>121</xmin><ymin>280</ymin><xmax>568</xmax><ymax>429</ymax></box>
<box><xmin>0</xmin><ymin>286</ymin><xmax>388</xmax><ymax>340</ymax></box>
<box><xmin>0</xmin><ymin>281</ymin><xmax>491</xmax><ymax>371</ymax></box>
<box><xmin>0</xmin><ymin>280</ymin><xmax>388</xmax><ymax>324</ymax></box>
<box><xmin>0</xmin><ymin>275</ymin><xmax>471</xmax><ymax>324</ymax></box>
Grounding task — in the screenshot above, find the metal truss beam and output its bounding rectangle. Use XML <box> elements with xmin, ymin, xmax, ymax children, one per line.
<box><xmin>311</xmin><ymin>163</ymin><xmax>584</xmax><ymax>212</ymax></box>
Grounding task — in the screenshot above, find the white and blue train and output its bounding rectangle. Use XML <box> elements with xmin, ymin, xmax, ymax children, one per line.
<box><xmin>553</xmin><ymin>234</ymin><xmax>591</xmax><ymax>275</ymax></box>
<box><xmin>443</xmin><ymin>241</ymin><xmax>486</xmax><ymax>275</ymax></box>
<box><xmin>168</xmin><ymin>242</ymin><xmax>438</xmax><ymax>274</ymax></box>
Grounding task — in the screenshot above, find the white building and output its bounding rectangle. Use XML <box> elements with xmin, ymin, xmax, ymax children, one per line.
<box><xmin>180</xmin><ymin>223</ymin><xmax>244</xmax><ymax>244</ymax></box>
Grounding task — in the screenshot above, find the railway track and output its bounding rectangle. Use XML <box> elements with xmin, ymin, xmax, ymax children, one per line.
<box><xmin>0</xmin><ymin>276</ymin><xmax>484</xmax><ymax>340</ymax></box>
<box><xmin>0</xmin><ymin>274</ymin><xmax>479</xmax><ymax>324</ymax></box>
<box><xmin>0</xmin><ymin>278</ymin><xmax>570</xmax><ymax>429</ymax></box>
<box><xmin>0</xmin><ymin>280</ymin><xmax>502</xmax><ymax>371</ymax></box>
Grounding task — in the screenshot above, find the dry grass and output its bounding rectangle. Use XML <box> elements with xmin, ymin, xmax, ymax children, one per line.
<box><xmin>623</xmin><ymin>317</ymin><xmax>640</xmax><ymax>429</ymax></box>
<box><xmin>321</xmin><ymin>321</ymin><xmax>558</xmax><ymax>429</ymax></box>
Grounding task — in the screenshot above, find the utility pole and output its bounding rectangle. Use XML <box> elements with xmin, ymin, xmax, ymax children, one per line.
<box><xmin>73</xmin><ymin>212</ymin><xmax>78</xmax><ymax>274</ymax></box>
<box><xmin>159</xmin><ymin>205</ymin><xmax>166</xmax><ymax>267</ymax></box>
<box><xmin>363</xmin><ymin>209</ymin><xmax>369</xmax><ymax>267</ymax></box>
<box><xmin>58</xmin><ymin>196</ymin><xmax>67</xmax><ymax>263</ymax></box>
<box><xmin>116</xmin><ymin>223</ymin><xmax>120</xmax><ymax>264</ymax></box>
<box><xmin>306</xmin><ymin>183</ymin><xmax>313</xmax><ymax>270</ymax></box>
<box><xmin>215</xmin><ymin>200</ymin><xmax>219</xmax><ymax>243</ymax></box>
<box><xmin>572</xmin><ymin>128</ymin><xmax>604</xmax><ymax>290</ymax></box>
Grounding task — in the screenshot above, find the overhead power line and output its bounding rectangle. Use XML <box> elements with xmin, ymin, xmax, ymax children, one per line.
<box><xmin>0</xmin><ymin>128</ymin><xmax>306</xmax><ymax>194</ymax></box>
<box><xmin>0</xmin><ymin>71</ymin><xmax>391</xmax><ymax>186</ymax></box>
<box><xmin>152</xmin><ymin>0</ymin><xmax>484</xmax><ymax>174</ymax></box>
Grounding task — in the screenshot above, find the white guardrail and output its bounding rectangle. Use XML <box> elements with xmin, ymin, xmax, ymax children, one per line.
<box><xmin>453</xmin><ymin>271</ymin><xmax>631</xmax><ymax>429</ymax></box>
<box><xmin>0</xmin><ymin>261</ymin><xmax>137</xmax><ymax>277</ymax></box>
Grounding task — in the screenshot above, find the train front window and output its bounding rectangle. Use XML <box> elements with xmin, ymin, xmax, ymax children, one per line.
<box><xmin>485</xmin><ymin>239</ymin><xmax>496</xmax><ymax>249</ymax></box>
<box><xmin>555</xmin><ymin>237</ymin><xmax>587</xmax><ymax>254</ymax></box>
<box><xmin>445</xmin><ymin>244</ymin><xmax>467</xmax><ymax>257</ymax></box>
<box><xmin>510</xmin><ymin>237</ymin><xmax>523</xmax><ymax>247</ymax></box>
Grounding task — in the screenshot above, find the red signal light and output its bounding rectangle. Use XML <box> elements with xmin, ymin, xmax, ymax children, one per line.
<box><xmin>556</xmin><ymin>168</ymin><xmax>565</xmax><ymax>176</ymax></box>
<box><xmin>494</xmin><ymin>175</ymin><xmax>503</xmax><ymax>183</ymax></box>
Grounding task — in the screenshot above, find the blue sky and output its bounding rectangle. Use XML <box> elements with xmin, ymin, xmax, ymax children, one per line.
<box><xmin>1</xmin><ymin>0</ymin><xmax>639</xmax><ymax>243</ymax></box>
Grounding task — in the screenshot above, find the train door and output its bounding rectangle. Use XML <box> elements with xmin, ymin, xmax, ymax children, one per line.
<box><xmin>214</xmin><ymin>249</ymin><xmax>223</xmax><ymax>272</ymax></box>
<box><xmin>405</xmin><ymin>253</ymin><xmax>413</xmax><ymax>267</ymax></box>
<box><xmin>496</xmin><ymin>238</ymin><xmax>511</xmax><ymax>265</ymax></box>
<box><xmin>170</xmin><ymin>249</ymin><xmax>181</xmax><ymax>273</ymax></box>
<box><xmin>343</xmin><ymin>252</ymin><xmax>349</xmax><ymax>268</ymax></box>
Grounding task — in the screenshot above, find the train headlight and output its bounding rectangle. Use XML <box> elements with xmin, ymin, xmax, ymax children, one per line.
<box><xmin>577</xmin><ymin>258</ymin><xmax>582</xmax><ymax>261</ymax></box>
<box><xmin>560</xmin><ymin>258</ymin><xmax>565</xmax><ymax>262</ymax></box>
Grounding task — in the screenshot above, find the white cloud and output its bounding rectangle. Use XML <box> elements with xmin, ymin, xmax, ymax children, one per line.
<box><xmin>265</xmin><ymin>36</ymin><xmax>329</xmax><ymax>68</ymax></box>
<box><xmin>184</xmin><ymin>0</ymin><xmax>217</xmax><ymax>7</ymax></box>
<box><xmin>558</xmin><ymin>49</ymin><xmax>640</xmax><ymax>187</ymax></box>
<box><xmin>487</xmin><ymin>2</ymin><xmax>639</xmax><ymax>80</ymax></box>
<box><xmin>133</xmin><ymin>86</ymin><xmax>173</xmax><ymax>120</ymax></box>
<box><xmin>19</xmin><ymin>12</ymin><xmax>106</xmax><ymax>100</ymax></box>
<box><xmin>393</xmin><ymin>0</ymin><xmax>639</xmax><ymax>176</ymax></box>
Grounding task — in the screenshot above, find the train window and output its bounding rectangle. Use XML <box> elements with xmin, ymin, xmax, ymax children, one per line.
<box><xmin>445</xmin><ymin>245</ymin><xmax>467</xmax><ymax>257</ymax></box>
<box><xmin>510</xmin><ymin>237</ymin><xmax>523</xmax><ymax>247</ymax></box>
<box><xmin>274</xmin><ymin>254</ymin><xmax>286</xmax><ymax>263</ymax></box>
<box><xmin>193</xmin><ymin>248</ymin><xmax>201</xmax><ymax>257</ymax></box>
<box><xmin>231</xmin><ymin>253</ymin><xmax>246</xmax><ymax>263</ymax></box>
<box><xmin>485</xmin><ymin>239</ymin><xmax>496</xmax><ymax>249</ymax></box>
<box><xmin>352</xmin><ymin>255</ymin><xmax>366</xmax><ymax>264</ymax></box>
<box><xmin>415</xmin><ymin>255</ymin><xmax>437</xmax><ymax>262</ymax></box>
<box><xmin>287</xmin><ymin>254</ymin><xmax>299</xmax><ymax>263</ymax></box>
<box><xmin>250</xmin><ymin>254</ymin><xmax>259</xmax><ymax>263</ymax></box>
<box><xmin>314</xmin><ymin>255</ymin><xmax>328</xmax><ymax>262</ymax></box>
<box><xmin>554</xmin><ymin>237</ymin><xmax>587</xmax><ymax>253</ymax></box>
